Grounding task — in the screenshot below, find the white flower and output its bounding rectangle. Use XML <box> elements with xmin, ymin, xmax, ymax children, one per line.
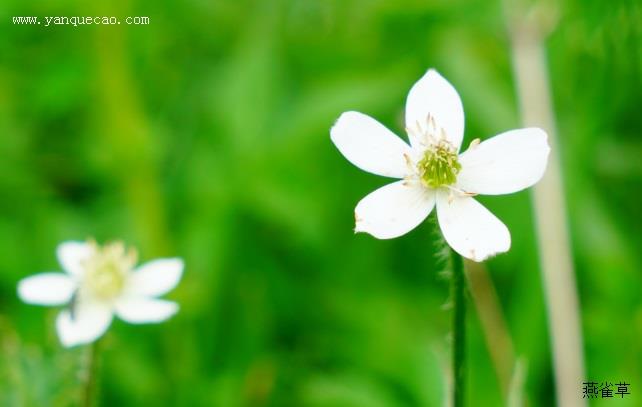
<box><xmin>17</xmin><ymin>240</ymin><xmax>183</xmax><ymax>347</ymax></box>
<box><xmin>330</xmin><ymin>69</ymin><xmax>550</xmax><ymax>262</ymax></box>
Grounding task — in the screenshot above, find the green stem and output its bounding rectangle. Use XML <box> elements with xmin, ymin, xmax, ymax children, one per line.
<box><xmin>451</xmin><ymin>249</ymin><xmax>466</xmax><ymax>407</ymax></box>
<box><xmin>82</xmin><ymin>341</ymin><xmax>100</xmax><ymax>407</ymax></box>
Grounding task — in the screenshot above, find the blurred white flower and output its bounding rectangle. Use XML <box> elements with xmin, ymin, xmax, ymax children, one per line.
<box><xmin>331</xmin><ymin>69</ymin><xmax>550</xmax><ymax>261</ymax></box>
<box><xmin>18</xmin><ymin>240</ymin><xmax>183</xmax><ymax>347</ymax></box>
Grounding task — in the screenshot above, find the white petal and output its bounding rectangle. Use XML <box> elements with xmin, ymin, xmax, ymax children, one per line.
<box><xmin>114</xmin><ymin>298</ymin><xmax>179</xmax><ymax>324</ymax></box>
<box><xmin>405</xmin><ymin>69</ymin><xmax>465</xmax><ymax>150</ymax></box>
<box><xmin>331</xmin><ymin>111</ymin><xmax>411</xmax><ymax>178</ymax></box>
<box><xmin>457</xmin><ymin>128</ymin><xmax>550</xmax><ymax>195</ymax></box>
<box><xmin>56</xmin><ymin>302</ymin><xmax>113</xmax><ymax>347</ymax></box>
<box><xmin>125</xmin><ymin>258</ymin><xmax>184</xmax><ymax>298</ymax></box>
<box><xmin>436</xmin><ymin>191</ymin><xmax>510</xmax><ymax>262</ymax></box>
<box><xmin>355</xmin><ymin>180</ymin><xmax>435</xmax><ymax>239</ymax></box>
<box><xmin>57</xmin><ymin>241</ymin><xmax>92</xmax><ymax>276</ymax></box>
<box><xmin>17</xmin><ymin>273</ymin><xmax>76</xmax><ymax>306</ymax></box>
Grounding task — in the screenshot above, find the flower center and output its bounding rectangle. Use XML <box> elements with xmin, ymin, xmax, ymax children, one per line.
<box><xmin>406</xmin><ymin>113</ymin><xmax>461</xmax><ymax>188</ymax></box>
<box><xmin>416</xmin><ymin>140</ymin><xmax>461</xmax><ymax>188</ymax></box>
<box><xmin>81</xmin><ymin>241</ymin><xmax>137</xmax><ymax>300</ymax></box>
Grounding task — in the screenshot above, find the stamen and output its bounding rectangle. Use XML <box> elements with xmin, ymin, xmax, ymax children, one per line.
<box><xmin>446</xmin><ymin>185</ymin><xmax>478</xmax><ymax>197</ymax></box>
<box><xmin>416</xmin><ymin>140</ymin><xmax>461</xmax><ymax>188</ymax></box>
<box><xmin>407</xmin><ymin>114</ymin><xmax>462</xmax><ymax>188</ymax></box>
<box><xmin>80</xmin><ymin>241</ymin><xmax>136</xmax><ymax>300</ymax></box>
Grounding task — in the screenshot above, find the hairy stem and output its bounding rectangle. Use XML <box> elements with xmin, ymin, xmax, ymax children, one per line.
<box><xmin>451</xmin><ymin>249</ymin><xmax>466</xmax><ymax>407</ymax></box>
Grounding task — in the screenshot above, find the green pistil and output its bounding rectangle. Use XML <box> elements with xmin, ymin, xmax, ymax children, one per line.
<box><xmin>417</xmin><ymin>143</ymin><xmax>461</xmax><ymax>188</ymax></box>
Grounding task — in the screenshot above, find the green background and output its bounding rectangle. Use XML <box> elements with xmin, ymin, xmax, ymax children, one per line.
<box><xmin>1</xmin><ymin>0</ymin><xmax>641</xmax><ymax>405</ymax></box>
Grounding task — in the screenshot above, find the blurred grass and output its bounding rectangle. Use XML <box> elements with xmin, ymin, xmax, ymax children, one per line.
<box><xmin>0</xmin><ymin>0</ymin><xmax>641</xmax><ymax>405</ymax></box>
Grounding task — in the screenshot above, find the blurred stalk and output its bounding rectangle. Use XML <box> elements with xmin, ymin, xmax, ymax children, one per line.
<box><xmin>507</xmin><ymin>358</ymin><xmax>527</xmax><ymax>407</ymax></box>
<box><xmin>450</xmin><ymin>250</ymin><xmax>466</xmax><ymax>407</ymax></box>
<box><xmin>465</xmin><ymin>260</ymin><xmax>516</xmax><ymax>400</ymax></box>
<box><xmin>503</xmin><ymin>2</ymin><xmax>586</xmax><ymax>406</ymax></box>
<box><xmin>91</xmin><ymin>1</ymin><xmax>169</xmax><ymax>255</ymax></box>
<box><xmin>81</xmin><ymin>341</ymin><xmax>100</xmax><ymax>407</ymax></box>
